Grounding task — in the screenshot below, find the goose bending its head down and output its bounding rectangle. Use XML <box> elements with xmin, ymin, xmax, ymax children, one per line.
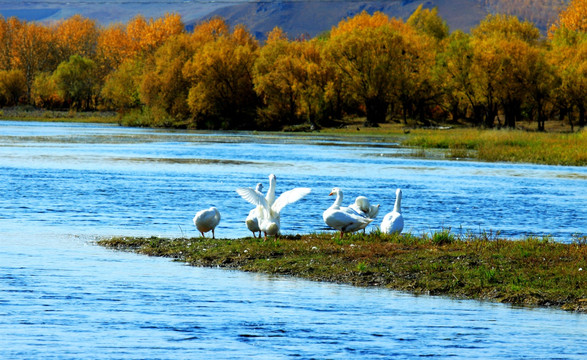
<box><xmin>349</xmin><ymin>195</ymin><xmax>380</xmax><ymax>232</ymax></box>
<box><xmin>381</xmin><ymin>188</ymin><xmax>404</xmax><ymax>235</ymax></box>
<box><xmin>237</xmin><ymin>175</ymin><xmax>311</xmax><ymax>240</ymax></box>
<box><xmin>193</xmin><ymin>207</ymin><xmax>221</xmax><ymax>238</ymax></box>
<box><xmin>245</xmin><ymin>183</ymin><xmax>264</xmax><ymax>238</ymax></box>
<box><xmin>351</xmin><ymin>196</ymin><xmax>380</xmax><ymax>219</ymax></box>
<box><xmin>323</xmin><ymin>187</ymin><xmax>374</xmax><ymax>237</ymax></box>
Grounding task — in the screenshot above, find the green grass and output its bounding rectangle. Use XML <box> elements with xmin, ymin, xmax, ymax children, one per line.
<box><xmin>0</xmin><ymin>107</ymin><xmax>119</xmax><ymax>124</ymax></box>
<box><xmin>403</xmin><ymin>128</ymin><xmax>587</xmax><ymax>166</ymax></box>
<box><xmin>97</xmin><ymin>231</ymin><xmax>587</xmax><ymax>312</ymax></box>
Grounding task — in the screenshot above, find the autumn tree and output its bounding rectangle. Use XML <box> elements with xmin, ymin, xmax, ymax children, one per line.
<box><xmin>0</xmin><ymin>17</ymin><xmax>21</xmax><ymax>71</ymax></box>
<box><xmin>549</xmin><ymin>0</ymin><xmax>587</xmax><ymax>35</ymax></box>
<box><xmin>437</xmin><ymin>31</ymin><xmax>482</xmax><ymax>123</ymax></box>
<box><xmin>0</xmin><ymin>69</ymin><xmax>26</xmax><ymax>105</ymax></box>
<box><xmin>53</xmin><ymin>15</ymin><xmax>99</xmax><ymax>64</ymax></box>
<box><xmin>469</xmin><ymin>14</ymin><xmax>543</xmax><ymax>128</ymax></box>
<box><xmin>139</xmin><ymin>33</ymin><xmax>194</xmax><ymax>126</ymax></box>
<box><xmin>407</xmin><ymin>5</ymin><xmax>449</xmax><ymax>43</ymax></box>
<box><xmin>52</xmin><ymin>55</ymin><xmax>98</xmax><ymax>110</ymax></box>
<box><xmin>549</xmin><ymin>29</ymin><xmax>587</xmax><ymax>129</ymax></box>
<box><xmin>325</xmin><ymin>12</ymin><xmax>397</xmax><ymax>126</ymax></box>
<box><xmin>183</xmin><ymin>23</ymin><xmax>259</xmax><ymax>129</ymax></box>
<box><xmin>96</xmin><ymin>23</ymin><xmax>133</xmax><ymax>77</ymax></box>
<box><xmin>325</xmin><ymin>12</ymin><xmax>436</xmax><ymax>126</ymax></box>
<box><xmin>126</xmin><ymin>13</ymin><xmax>184</xmax><ymax>56</ymax></box>
<box><xmin>31</xmin><ymin>71</ymin><xmax>62</xmax><ymax>109</ymax></box>
<box><xmin>11</xmin><ymin>20</ymin><xmax>55</xmax><ymax>102</ymax></box>
<box><xmin>101</xmin><ymin>58</ymin><xmax>144</xmax><ymax>111</ymax></box>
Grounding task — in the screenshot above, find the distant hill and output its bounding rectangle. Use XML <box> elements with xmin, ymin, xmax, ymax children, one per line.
<box><xmin>203</xmin><ymin>0</ymin><xmax>488</xmax><ymax>39</ymax></box>
<box><xmin>0</xmin><ymin>0</ymin><xmax>567</xmax><ymax>38</ymax></box>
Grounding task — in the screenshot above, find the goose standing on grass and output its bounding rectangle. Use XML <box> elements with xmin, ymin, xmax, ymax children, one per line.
<box><xmin>245</xmin><ymin>183</ymin><xmax>264</xmax><ymax>238</ymax></box>
<box><xmin>349</xmin><ymin>195</ymin><xmax>380</xmax><ymax>232</ymax></box>
<box><xmin>323</xmin><ymin>187</ymin><xmax>374</xmax><ymax>237</ymax></box>
<box><xmin>381</xmin><ymin>188</ymin><xmax>404</xmax><ymax>235</ymax></box>
<box><xmin>237</xmin><ymin>175</ymin><xmax>311</xmax><ymax>240</ymax></box>
<box><xmin>193</xmin><ymin>207</ymin><xmax>221</xmax><ymax>238</ymax></box>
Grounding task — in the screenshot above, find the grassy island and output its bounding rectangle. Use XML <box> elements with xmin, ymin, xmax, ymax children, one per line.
<box><xmin>98</xmin><ymin>231</ymin><xmax>587</xmax><ymax>313</ymax></box>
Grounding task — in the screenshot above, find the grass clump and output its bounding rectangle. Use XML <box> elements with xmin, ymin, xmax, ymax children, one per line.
<box><xmin>403</xmin><ymin>128</ymin><xmax>587</xmax><ymax>166</ymax></box>
<box><xmin>98</xmin><ymin>230</ymin><xmax>587</xmax><ymax>312</ymax></box>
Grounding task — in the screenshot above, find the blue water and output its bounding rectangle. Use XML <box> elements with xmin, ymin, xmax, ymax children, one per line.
<box><xmin>1</xmin><ymin>120</ymin><xmax>585</xmax><ymax>359</ymax></box>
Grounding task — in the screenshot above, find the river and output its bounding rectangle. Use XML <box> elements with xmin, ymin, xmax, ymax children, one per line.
<box><xmin>1</xmin><ymin>120</ymin><xmax>585</xmax><ymax>359</ymax></box>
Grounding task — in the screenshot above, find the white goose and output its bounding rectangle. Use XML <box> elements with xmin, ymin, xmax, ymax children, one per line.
<box><xmin>381</xmin><ymin>188</ymin><xmax>404</xmax><ymax>235</ymax></box>
<box><xmin>323</xmin><ymin>187</ymin><xmax>373</xmax><ymax>237</ymax></box>
<box><xmin>193</xmin><ymin>207</ymin><xmax>221</xmax><ymax>238</ymax></box>
<box><xmin>237</xmin><ymin>175</ymin><xmax>311</xmax><ymax>240</ymax></box>
<box><xmin>349</xmin><ymin>195</ymin><xmax>380</xmax><ymax>232</ymax></box>
<box><xmin>245</xmin><ymin>183</ymin><xmax>264</xmax><ymax>238</ymax></box>
<box><xmin>351</xmin><ymin>196</ymin><xmax>380</xmax><ymax>219</ymax></box>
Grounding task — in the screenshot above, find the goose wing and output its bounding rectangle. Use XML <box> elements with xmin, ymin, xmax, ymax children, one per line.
<box><xmin>324</xmin><ymin>208</ymin><xmax>373</xmax><ymax>232</ymax></box>
<box><xmin>272</xmin><ymin>187</ymin><xmax>312</xmax><ymax>214</ymax></box>
<box><xmin>236</xmin><ymin>187</ymin><xmax>270</xmax><ymax>211</ymax></box>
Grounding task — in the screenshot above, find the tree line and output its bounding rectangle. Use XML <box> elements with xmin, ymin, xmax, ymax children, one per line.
<box><xmin>0</xmin><ymin>0</ymin><xmax>585</xmax><ymax>131</ymax></box>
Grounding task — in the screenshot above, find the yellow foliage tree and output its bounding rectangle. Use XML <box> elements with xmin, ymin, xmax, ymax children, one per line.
<box><xmin>407</xmin><ymin>5</ymin><xmax>449</xmax><ymax>42</ymax></box>
<box><xmin>139</xmin><ymin>33</ymin><xmax>194</xmax><ymax>124</ymax></box>
<box><xmin>183</xmin><ymin>23</ymin><xmax>259</xmax><ymax>129</ymax></box>
<box><xmin>0</xmin><ymin>69</ymin><xmax>26</xmax><ymax>105</ymax></box>
<box><xmin>53</xmin><ymin>15</ymin><xmax>98</xmax><ymax>63</ymax></box>
<box><xmin>125</xmin><ymin>13</ymin><xmax>184</xmax><ymax>56</ymax></box>
<box><xmin>326</xmin><ymin>12</ymin><xmax>435</xmax><ymax>126</ymax></box>
<box><xmin>549</xmin><ymin>29</ymin><xmax>587</xmax><ymax>128</ymax></box>
<box><xmin>11</xmin><ymin>20</ymin><xmax>55</xmax><ymax>101</ymax></box>
<box><xmin>549</xmin><ymin>0</ymin><xmax>587</xmax><ymax>34</ymax></box>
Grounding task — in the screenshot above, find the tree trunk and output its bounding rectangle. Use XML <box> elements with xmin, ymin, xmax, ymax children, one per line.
<box><xmin>484</xmin><ymin>104</ymin><xmax>497</xmax><ymax>129</ymax></box>
<box><xmin>364</xmin><ymin>97</ymin><xmax>387</xmax><ymax>127</ymax></box>
<box><xmin>503</xmin><ymin>101</ymin><xmax>520</xmax><ymax>129</ymax></box>
<box><xmin>578</xmin><ymin>104</ymin><xmax>585</xmax><ymax>129</ymax></box>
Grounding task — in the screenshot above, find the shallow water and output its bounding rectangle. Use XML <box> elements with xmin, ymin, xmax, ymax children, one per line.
<box><xmin>1</xmin><ymin>121</ymin><xmax>586</xmax><ymax>359</ymax></box>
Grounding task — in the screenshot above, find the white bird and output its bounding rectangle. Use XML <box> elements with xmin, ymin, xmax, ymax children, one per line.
<box><xmin>351</xmin><ymin>196</ymin><xmax>380</xmax><ymax>219</ymax></box>
<box><xmin>193</xmin><ymin>207</ymin><xmax>221</xmax><ymax>238</ymax></box>
<box><xmin>323</xmin><ymin>187</ymin><xmax>374</xmax><ymax>237</ymax></box>
<box><xmin>237</xmin><ymin>175</ymin><xmax>311</xmax><ymax>240</ymax></box>
<box><xmin>245</xmin><ymin>183</ymin><xmax>264</xmax><ymax>238</ymax></box>
<box><xmin>381</xmin><ymin>188</ymin><xmax>404</xmax><ymax>235</ymax></box>
<box><xmin>349</xmin><ymin>195</ymin><xmax>380</xmax><ymax>232</ymax></box>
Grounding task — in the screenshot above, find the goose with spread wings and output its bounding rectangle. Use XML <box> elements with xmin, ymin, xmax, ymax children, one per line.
<box><xmin>237</xmin><ymin>175</ymin><xmax>311</xmax><ymax>240</ymax></box>
<box><xmin>245</xmin><ymin>183</ymin><xmax>264</xmax><ymax>238</ymax></box>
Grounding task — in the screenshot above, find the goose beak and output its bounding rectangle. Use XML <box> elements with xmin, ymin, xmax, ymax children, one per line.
<box><xmin>329</xmin><ymin>192</ymin><xmax>334</xmax><ymax>196</ymax></box>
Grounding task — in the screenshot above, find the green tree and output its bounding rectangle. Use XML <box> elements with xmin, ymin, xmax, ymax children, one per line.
<box><xmin>0</xmin><ymin>69</ymin><xmax>26</xmax><ymax>105</ymax></box>
<box><xmin>31</xmin><ymin>71</ymin><xmax>62</xmax><ymax>109</ymax></box>
<box><xmin>101</xmin><ymin>58</ymin><xmax>144</xmax><ymax>111</ymax></box>
<box><xmin>52</xmin><ymin>55</ymin><xmax>97</xmax><ymax>110</ymax></box>
<box><xmin>407</xmin><ymin>5</ymin><xmax>449</xmax><ymax>43</ymax></box>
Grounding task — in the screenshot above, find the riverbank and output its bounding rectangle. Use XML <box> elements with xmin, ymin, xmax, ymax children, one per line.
<box><xmin>321</xmin><ymin>120</ymin><xmax>587</xmax><ymax>166</ymax></box>
<box><xmin>2</xmin><ymin>110</ymin><xmax>585</xmax><ymax>166</ymax></box>
<box><xmin>0</xmin><ymin>107</ymin><xmax>119</xmax><ymax>124</ymax></box>
<box><xmin>97</xmin><ymin>232</ymin><xmax>587</xmax><ymax>313</ymax></box>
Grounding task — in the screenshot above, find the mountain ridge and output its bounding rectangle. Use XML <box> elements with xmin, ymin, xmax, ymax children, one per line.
<box><xmin>0</xmin><ymin>0</ymin><xmax>564</xmax><ymax>38</ymax></box>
